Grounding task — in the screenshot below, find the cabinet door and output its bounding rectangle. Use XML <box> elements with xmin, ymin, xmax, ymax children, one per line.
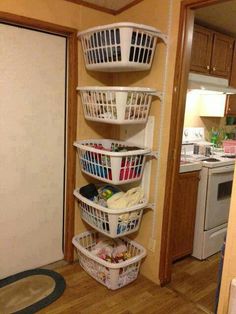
<box><xmin>229</xmin><ymin>42</ymin><xmax>236</xmax><ymax>88</ymax></box>
<box><xmin>225</xmin><ymin>95</ymin><xmax>236</xmax><ymax>116</ymax></box>
<box><xmin>190</xmin><ymin>25</ymin><xmax>213</xmax><ymax>74</ymax></box>
<box><xmin>211</xmin><ymin>32</ymin><xmax>234</xmax><ymax>78</ymax></box>
<box><xmin>172</xmin><ymin>171</ymin><xmax>199</xmax><ymax>261</ymax></box>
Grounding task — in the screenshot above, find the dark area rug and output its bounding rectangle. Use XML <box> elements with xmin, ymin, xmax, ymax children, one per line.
<box><xmin>0</xmin><ymin>268</ymin><xmax>66</xmax><ymax>313</ymax></box>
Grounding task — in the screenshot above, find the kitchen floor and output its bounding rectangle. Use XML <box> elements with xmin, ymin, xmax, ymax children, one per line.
<box><xmin>39</xmin><ymin>255</ymin><xmax>219</xmax><ymax>313</ymax></box>
<box><xmin>169</xmin><ymin>254</ymin><xmax>220</xmax><ymax>314</ymax></box>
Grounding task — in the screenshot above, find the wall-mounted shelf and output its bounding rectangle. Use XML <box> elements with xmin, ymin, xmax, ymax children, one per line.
<box><xmin>78</xmin><ymin>22</ymin><xmax>167</xmax><ymax>72</ymax></box>
<box><xmin>77</xmin><ymin>86</ymin><xmax>159</xmax><ymax>125</ymax></box>
<box><xmin>73</xmin><ymin>21</ymin><xmax>168</xmax><ymax>288</ymax></box>
<box><xmin>74</xmin><ymin>139</ymin><xmax>150</xmax><ymax>185</ymax></box>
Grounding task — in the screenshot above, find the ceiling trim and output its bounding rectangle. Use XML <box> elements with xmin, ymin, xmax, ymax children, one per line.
<box><xmin>65</xmin><ymin>0</ymin><xmax>144</xmax><ymax>15</ymax></box>
<box><xmin>65</xmin><ymin>0</ymin><xmax>115</xmax><ymax>14</ymax></box>
<box><xmin>115</xmin><ymin>0</ymin><xmax>144</xmax><ymax>14</ymax></box>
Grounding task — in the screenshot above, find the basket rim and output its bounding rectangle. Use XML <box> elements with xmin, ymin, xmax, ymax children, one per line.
<box><xmin>73</xmin><ymin>139</ymin><xmax>151</xmax><ymax>156</ymax></box>
<box><xmin>77</xmin><ymin>86</ymin><xmax>157</xmax><ymax>93</ymax></box>
<box><xmin>77</xmin><ymin>22</ymin><xmax>163</xmax><ymax>37</ymax></box>
<box><xmin>74</xmin><ymin>188</ymin><xmax>148</xmax><ymax>213</ymax></box>
<box><xmin>72</xmin><ymin>231</ymin><xmax>147</xmax><ymax>269</ymax></box>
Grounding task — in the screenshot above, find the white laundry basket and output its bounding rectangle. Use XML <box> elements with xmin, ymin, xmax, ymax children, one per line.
<box><xmin>77</xmin><ymin>86</ymin><xmax>157</xmax><ymax>124</ymax></box>
<box><xmin>74</xmin><ymin>189</ymin><xmax>147</xmax><ymax>237</ymax></box>
<box><xmin>74</xmin><ymin>139</ymin><xmax>151</xmax><ymax>184</ymax></box>
<box><xmin>78</xmin><ymin>22</ymin><xmax>166</xmax><ymax>72</ymax></box>
<box><xmin>72</xmin><ymin>231</ymin><xmax>146</xmax><ymax>290</ymax></box>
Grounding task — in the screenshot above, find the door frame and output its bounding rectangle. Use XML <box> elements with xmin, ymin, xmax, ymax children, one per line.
<box><xmin>0</xmin><ymin>11</ymin><xmax>78</xmax><ymax>262</ymax></box>
<box><xmin>159</xmin><ymin>0</ymin><xmax>231</xmax><ymax>285</ymax></box>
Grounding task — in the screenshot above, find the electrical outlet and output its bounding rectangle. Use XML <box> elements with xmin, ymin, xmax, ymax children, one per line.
<box><xmin>148</xmin><ymin>238</ymin><xmax>156</xmax><ymax>252</ymax></box>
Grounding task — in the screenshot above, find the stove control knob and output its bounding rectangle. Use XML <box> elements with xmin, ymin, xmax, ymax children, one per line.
<box><xmin>198</xmin><ymin>132</ymin><xmax>203</xmax><ymax>138</ymax></box>
<box><xmin>184</xmin><ymin>129</ymin><xmax>188</xmax><ymax>137</ymax></box>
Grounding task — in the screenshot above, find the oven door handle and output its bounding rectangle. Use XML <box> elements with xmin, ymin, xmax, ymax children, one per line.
<box><xmin>210</xmin><ymin>165</ymin><xmax>235</xmax><ymax>175</ymax></box>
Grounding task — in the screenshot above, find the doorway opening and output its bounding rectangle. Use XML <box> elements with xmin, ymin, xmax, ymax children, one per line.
<box><xmin>160</xmin><ymin>0</ymin><xmax>236</xmax><ymax>312</ymax></box>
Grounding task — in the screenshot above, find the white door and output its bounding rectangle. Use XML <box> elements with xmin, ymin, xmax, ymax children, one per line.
<box><xmin>0</xmin><ymin>24</ymin><xmax>66</xmax><ymax>278</ymax></box>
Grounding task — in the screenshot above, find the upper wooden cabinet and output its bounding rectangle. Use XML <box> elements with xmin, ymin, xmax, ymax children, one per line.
<box><xmin>191</xmin><ymin>25</ymin><xmax>213</xmax><ymax>74</ymax></box>
<box><xmin>190</xmin><ymin>24</ymin><xmax>234</xmax><ymax>79</ymax></box>
<box><xmin>225</xmin><ymin>38</ymin><xmax>236</xmax><ymax>116</ymax></box>
<box><xmin>230</xmin><ymin>41</ymin><xmax>236</xmax><ymax>88</ymax></box>
<box><xmin>212</xmin><ymin>32</ymin><xmax>234</xmax><ymax>77</ymax></box>
<box><xmin>225</xmin><ymin>95</ymin><xmax>236</xmax><ymax>116</ymax></box>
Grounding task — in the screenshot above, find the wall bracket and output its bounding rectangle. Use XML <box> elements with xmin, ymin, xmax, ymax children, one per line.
<box><xmin>147</xmin><ymin>203</ymin><xmax>156</xmax><ymax>210</ymax></box>
<box><xmin>148</xmin><ymin>151</ymin><xmax>159</xmax><ymax>159</ymax></box>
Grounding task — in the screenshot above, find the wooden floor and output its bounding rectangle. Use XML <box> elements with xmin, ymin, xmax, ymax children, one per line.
<box><xmin>169</xmin><ymin>254</ymin><xmax>220</xmax><ymax>314</ymax></box>
<box><xmin>39</xmin><ymin>254</ymin><xmax>219</xmax><ymax>314</ymax></box>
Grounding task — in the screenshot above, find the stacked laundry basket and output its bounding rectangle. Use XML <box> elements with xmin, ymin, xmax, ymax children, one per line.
<box><xmin>72</xmin><ymin>23</ymin><xmax>167</xmax><ymax>290</ymax></box>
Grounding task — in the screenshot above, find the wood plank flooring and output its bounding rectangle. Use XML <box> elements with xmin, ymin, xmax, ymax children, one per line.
<box><xmin>38</xmin><ymin>255</ymin><xmax>220</xmax><ymax>314</ymax></box>
<box><xmin>169</xmin><ymin>254</ymin><xmax>220</xmax><ymax>314</ymax></box>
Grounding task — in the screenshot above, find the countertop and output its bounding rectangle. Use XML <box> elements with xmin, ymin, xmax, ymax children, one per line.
<box><xmin>179</xmin><ymin>149</ymin><xmax>235</xmax><ymax>173</ymax></box>
<box><xmin>179</xmin><ymin>160</ymin><xmax>202</xmax><ymax>173</ymax></box>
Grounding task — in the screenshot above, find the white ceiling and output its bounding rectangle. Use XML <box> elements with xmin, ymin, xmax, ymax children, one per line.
<box><xmin>195</xmin><ymin>0</ymin><xmax>236</xmax><ymax>37</ymax></box>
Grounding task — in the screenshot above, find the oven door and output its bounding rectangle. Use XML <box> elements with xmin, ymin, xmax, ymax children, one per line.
<box><xmin>204</xmin><ymin>165</ymin><xmax>234</xmax><ymax>230</ymax></box>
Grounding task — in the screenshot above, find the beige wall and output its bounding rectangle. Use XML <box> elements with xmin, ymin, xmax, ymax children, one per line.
<box><xmin>184</xmin><ymin>91</ymin><xmax>235</xmax><ymax>142</ymax></box>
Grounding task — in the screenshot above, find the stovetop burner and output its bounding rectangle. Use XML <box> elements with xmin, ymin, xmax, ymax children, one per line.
<box><xmin>221</xmin><ymin>155</ymin><xmax>236</xmax><ymax>159</ymax></box>
<box><xmin>201</xmin><ymin>158</ymin><xmax>220</xmax><ymax>162</ymax></box>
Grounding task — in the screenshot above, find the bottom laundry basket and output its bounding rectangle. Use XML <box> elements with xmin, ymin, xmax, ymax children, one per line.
<box><xmin>72</xmin><ymin>231</ymin><xmax>146</xmax><ymax>290</ymax></box>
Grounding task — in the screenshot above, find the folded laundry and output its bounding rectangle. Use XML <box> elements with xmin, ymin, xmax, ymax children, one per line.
<box><xmin>106</xmin><ymin>192</ymin><xmax>126</xmax><ymax>208</ymax></box>
<box><xmin>79</xmin><ymin>183</ymin><xmax>98</xmax><ymax>200</ymax></box>
<box><xmin>88</xmin><ymin>143</ymin><xmax>142</xmax><ymax>153</ymax></box>
<box><xmin>91</xmin><ymin>238</ymin><xmax>131</xmax><ymax>263</ymax></box>
<box><xmin>107</xmin><ymin>187</ymin><xmax>145</xmax><ymax>209</ymax></box>
<box><xmin>79</xmin><ymin>185</ymin><xmax>145</xmax><ymax>210</ymax></box>
<box><xmin>98</xmin><ymin>185</ymin><xmax>121</xmax><ymax>200</ymax></box>
<box><xmin>111</xmin><ymin>143</ymin><xmax>142</xmax><ymax>152</ymax></box>
<box><xmin>120</xmin><ymin>167</ymin><xmax>135</xmax><ymax>180</ymax></box>
<box><xmin>79</xmin><ymin>184</ymin><xmax>122</xmax><ymax>207</ymax></box>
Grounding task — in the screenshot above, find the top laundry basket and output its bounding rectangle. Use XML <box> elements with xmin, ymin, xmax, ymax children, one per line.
<box><xmin>78</xmin><ymin>22</ymin><xmax>167</xmax><ymax>72</ymax></box>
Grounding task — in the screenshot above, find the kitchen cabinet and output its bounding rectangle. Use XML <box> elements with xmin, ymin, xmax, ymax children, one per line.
<box><xmin>225</xmin><ymin>95</ymin><xmax>236</xmax><ymax>116</ymax></box>
<box><xmin>226</xmin><ymin>43</ymin><xmax>236</xmax><ymax>116</ymax></box>
<box><xmin>172</xmin><ymin>171</ymin><xmax>199</xmax><ymax>261</ymax></box>
<box><xmin>191</xmin><ymin>24</ymin><xmax>213</xmax><ymax>74</ymax></box>
<box><xmin>230</xmin><ymin>42</ymin><xmax>236</xmax><ymax>88</ymax></box>
<box><xmin>190</xmin><ymin>24</ymin><xmax>234</xmax><ymax>79</ymax></box>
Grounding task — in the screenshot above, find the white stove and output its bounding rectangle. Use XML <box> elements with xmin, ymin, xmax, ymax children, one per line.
<box><xmin>182</xmin><ymin>127</ymin><xmax>235</xmax><ymax>168</ymax></box>
<box><xmin>182</xmin><ymin>127</ymin><xmax>235</xmax><ymax>259</ymax></box>
<box><xmin>189</xmin><ymin>153</ymin><xmax>235</xmax><ymax>168</ymax></box>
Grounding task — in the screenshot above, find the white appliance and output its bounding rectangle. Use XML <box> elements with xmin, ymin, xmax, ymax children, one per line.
<box><xmin>182</xmin><ymin>127</ymin><xmax>235</xmax><ymax>259</ymax></box>
<box><xmin>188</xmin><ymin>73</ymin><xmax>236</xmax><ymax>94</ymax></box>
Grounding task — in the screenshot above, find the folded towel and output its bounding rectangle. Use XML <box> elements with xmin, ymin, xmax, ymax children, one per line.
<box><xmin>107</xmin><ymin>187</ymin><xmax>144</xmax><ymax>209</ymax></box>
